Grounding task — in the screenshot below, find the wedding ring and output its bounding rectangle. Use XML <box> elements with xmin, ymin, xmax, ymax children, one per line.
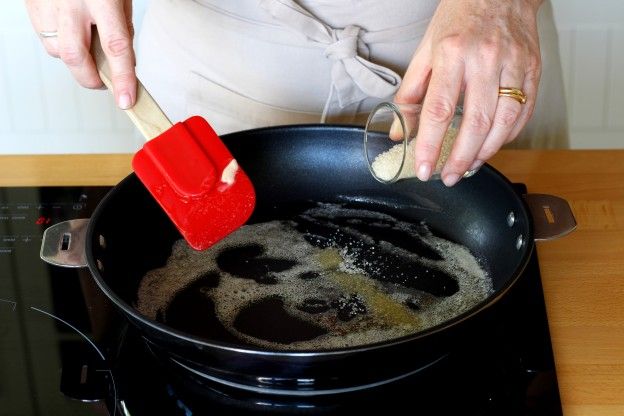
<box><xmin>39</xmin><ymin>31</ymin><xmax>58</xmax><ymax>38</ymax></box>
<box><xmin>498</xmin><ymin>87</ymin><xmax>527</xmax><ymax>104</ymax></box>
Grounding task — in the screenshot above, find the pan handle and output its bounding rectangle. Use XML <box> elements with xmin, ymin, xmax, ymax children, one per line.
<box><xmin>40</xmin><ymin>219</ymin><xmax>90</xmax><ymax>268</ymax></box>
<box><xmin>524</xmin><ymin>194</ymin><xmax>577</xmax><ymax>241</ymax></box>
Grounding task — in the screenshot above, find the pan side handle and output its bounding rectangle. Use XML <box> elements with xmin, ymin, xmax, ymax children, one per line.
<box><xmin>524</xmin><ymin>194</ymin><xmax>577</xmax><ymax>241</ymax></box>
<box><xmin>40</xmin><ymin>219</ymin><xmax>90</xmax><ymax>268</ymax></box>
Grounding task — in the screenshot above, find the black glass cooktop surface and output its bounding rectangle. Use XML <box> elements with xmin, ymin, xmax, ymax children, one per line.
<box><xmin>0</xmin><ymin>186</ymin><xmax>562</xmax><ymax>415</ymax></box>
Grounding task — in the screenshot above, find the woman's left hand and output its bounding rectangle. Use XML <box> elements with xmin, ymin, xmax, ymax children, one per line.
<box><xmin>395</xmin><ymin>0</ymin><xmax>543</xmax><ymax>186</ymax></box>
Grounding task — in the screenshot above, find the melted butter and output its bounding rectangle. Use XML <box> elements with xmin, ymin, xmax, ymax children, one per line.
<box><xmin>329</xmin><ymin>270</ymin><xmax>420</xmax><ymax>329</ymax></box>
<box><xmin>317</xmin><ymin>248</ymin><xmax>343</xmax><ymax>270</ymax></box>
<box><xmin>136</xmin><ymin>204</ymin><xmax>492</xmax><ymax>350</ymax></box>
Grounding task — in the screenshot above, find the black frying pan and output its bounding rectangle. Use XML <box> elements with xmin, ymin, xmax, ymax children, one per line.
<box><xmin>41</xmin><ymin>125</ymin><xmax>575</xmax><ymax>396</ymax></box>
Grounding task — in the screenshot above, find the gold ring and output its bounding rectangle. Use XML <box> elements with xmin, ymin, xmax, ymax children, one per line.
<box><xmin>498</xmin><ymin>87</ymin><xmax>527</xmax><ymax>104</ymax></box>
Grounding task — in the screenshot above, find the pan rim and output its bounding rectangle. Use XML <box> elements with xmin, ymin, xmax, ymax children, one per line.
<box><xmin>85</xmin><ymin>124</ymin><xmax>535</xmax><ymax>358</ymax></box>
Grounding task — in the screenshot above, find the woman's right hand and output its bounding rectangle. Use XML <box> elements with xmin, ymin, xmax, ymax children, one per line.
<box><xmin>25</xmin><ymin>0</ymin><xmax>137</xmax><ymax>109</ymax></box>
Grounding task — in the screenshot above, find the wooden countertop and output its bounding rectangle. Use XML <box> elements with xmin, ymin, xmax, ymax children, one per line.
<box><xmin>1</xmin><ymin>150</ymin><xmax>623</xmax><ymax>415</ymax></box>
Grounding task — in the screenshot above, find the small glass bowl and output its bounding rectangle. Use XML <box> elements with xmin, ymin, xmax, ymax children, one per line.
<box><xmin>364</xmin><ymin>102</ymin><xmax>466</xmax><ymax>184</ymax></box>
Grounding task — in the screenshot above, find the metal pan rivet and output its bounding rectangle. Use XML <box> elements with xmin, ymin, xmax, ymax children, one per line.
<box><xmin>515</xmin><ymin>234</ymin><xmax>524</xmax><ymax>250</ymax></box>
<box><xmin>96</xmin><ymin>259</ymin><xmax>104</xmax><ymax>271</ymax></box>
<box><xmin>99</xmin><ymin>234</ymin><xmax>106</xmax><ymax>249</ymax></box>
<box><xmin>507</xmin><ymin>212</ymin><xmax>515</xmax><ymax>227</ymax></box>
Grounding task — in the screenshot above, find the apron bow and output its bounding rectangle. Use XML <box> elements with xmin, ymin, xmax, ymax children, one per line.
<box><xmin>324</xmin><ymin>25</ymin><xmax>362</xmax><ymax>61</ymax></box>
<box><xmin>260</xmin><ymin>0</ymin><xmax>401</xmax><ymax>108</ymax></box>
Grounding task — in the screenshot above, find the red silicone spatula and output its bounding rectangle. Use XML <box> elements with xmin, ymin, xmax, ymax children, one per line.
<box><xmin>90</xmin><ymin>29</ymin><xmax>255</xmax><ymax>250</ymax></box>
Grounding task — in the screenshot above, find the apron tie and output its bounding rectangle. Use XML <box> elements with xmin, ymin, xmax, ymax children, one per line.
<box><xmin>324</xmin><ymin>25</ymin><xmax>361</xmax><ymax>60</ymax></box>
<box><xmin>259</xmin><ymin>0</ymin><xmax>402</xmax><ymax>110</ymax></box>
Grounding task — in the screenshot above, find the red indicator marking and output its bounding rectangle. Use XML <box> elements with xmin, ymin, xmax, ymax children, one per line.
<box><xmin>35</xmin><ymin>216</ymin><xmax>52</xmax><ymax>225</ymax></box>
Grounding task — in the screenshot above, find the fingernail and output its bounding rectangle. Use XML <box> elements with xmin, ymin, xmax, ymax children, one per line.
<box><xmin>118</xmin><ymin>93</ymin><xmax>132</xmax><ymax>110</ymax></box>
<box><xmin>443</xmin><ymin>173</ymin><xmax>460</xmax><ymax>187</ymax></box>
<box><xmin>417</xmin><ymin>163</ymin><xmax>432</xmax><ymax>181</ymax></box>
<box><xmin>470</xmin><ymin>159</ymin><xmax>484</xmax><ymax>171</ymax></box>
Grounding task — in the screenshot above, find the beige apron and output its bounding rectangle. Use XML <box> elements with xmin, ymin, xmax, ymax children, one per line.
<box><xmin>136</xmin><ymin>0</ymin><xmax>568</xmax><ymax>148</ymax></box>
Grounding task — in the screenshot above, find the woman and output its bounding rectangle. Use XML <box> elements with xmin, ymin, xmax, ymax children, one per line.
<box><xmin>25</xmin><ymin>0</ymin><xmax>568</xmax><ymax>187</ymax></box>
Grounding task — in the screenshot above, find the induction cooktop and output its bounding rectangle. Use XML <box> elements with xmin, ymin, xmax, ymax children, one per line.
<box><xmin>0</xmin><ymin>185</ymin><xmax>562</xmax><ymax>415</ymax></box>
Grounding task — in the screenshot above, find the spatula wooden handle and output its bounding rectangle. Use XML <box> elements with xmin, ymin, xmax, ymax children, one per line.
<box><xmin>90</xmin><ymin>27</ymin><xmax>172</xmax><ymax>141</ymax></box>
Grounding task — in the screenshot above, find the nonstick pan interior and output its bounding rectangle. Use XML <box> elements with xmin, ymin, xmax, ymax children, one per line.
<box><xmin>87</xmin><ymin>125</ymin><xmax>532</xmax><ymax>352</ymax></box>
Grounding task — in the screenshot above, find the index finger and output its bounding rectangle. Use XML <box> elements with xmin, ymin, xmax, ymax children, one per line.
<box><xmin>413</xmin><ymin>59</ymin><xmax>464</xmax><ymax>181</ymax></box>
<box><xmin>91</xmin><ymin>0</ymin><xmax>136</xmax><ymax>109</ymax></box>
